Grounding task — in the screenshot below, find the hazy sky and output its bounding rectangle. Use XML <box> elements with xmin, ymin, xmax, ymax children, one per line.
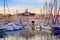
<box><xmin>0</xmin><ymin>0</ymin><xmax>60</xmax><ymax>14</ymax></box>
<box><xmin>0</xmin><ymin>0</ymin><xmax>60</xmax><ymax>9</ymax></box>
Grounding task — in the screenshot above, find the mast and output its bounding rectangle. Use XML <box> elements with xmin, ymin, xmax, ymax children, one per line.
<box><xmin>48</xmin><ymin>0</ymin><xmax>53</xmax><ymax>25</ymax></box>
<box><xmin>54</xmin><ymin>7</ymin><xmax>60</xmax><ymax>25</ymax></box>
<box><xmin>4</xmin><ymin>0</ymin><xmax>5</xmax><ymax>15</ymax></box>
<box><xmin>44</xmin><ymin>1</ymin><xmax>47</xmax><ymax>14</ymax></box>
<box><xmin>15</xmin><ymin>10</ymin><xmax>20</xmax><ymax>25</ymax></box>
<box><xmin>6</xmin><ymin>0</ymin><xmax>10</xmax><ymax>14</ymax></box>
<box><xmin>2</xmin><ymin>0</ymin><xmax>5</xmax><ymax>29</ymax></box>
<box><xmin>53</xmin><ymin>0</ymin><xmax>57</xmax><ymax>25</ymax></box>
<box><xmin>54</xmin><ymin>0</ymin><xmax>57</xmax><ymax>15</ymax></box>
<box><xmin>3</xmin><ymin>0</ymin><xmax>5</xmax><ymax>24</ymax></box>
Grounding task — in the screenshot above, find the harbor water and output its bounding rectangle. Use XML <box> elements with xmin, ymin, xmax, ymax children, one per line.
<box><xmin>0</xmin><ymin>28</ymin><xmax>60</xmax><ymax>40</ymax></box>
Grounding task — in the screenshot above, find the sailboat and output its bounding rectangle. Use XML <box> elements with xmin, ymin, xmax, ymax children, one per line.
<box><xmin>3</xmin><ymin>0</ymin><xmax>22</xmax><ymax>31</ymax></box>
<box><xmin>0</xmin><ymin>0</ymin><xmax>8</xmax><ymax>38</ymax></box>
<box><xmin>51</xmin><ymin>7</ymin><xmax>60</xmax><ymax>36</ymax></box>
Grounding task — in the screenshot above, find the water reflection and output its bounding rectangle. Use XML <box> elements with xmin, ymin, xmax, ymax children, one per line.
<box><xmin>0</xmin><ymin>29</ymin><xmax>60</xmax><ymax>40</ymax></box>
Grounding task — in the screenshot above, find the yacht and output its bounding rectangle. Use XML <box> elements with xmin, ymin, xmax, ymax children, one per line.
<box><xmin>4</xmin><ymin>23</ymin><xmax>14</xmax><ymax>31</ymax></box>
<box><xmin>4</xmin><ymin>23</ymin><xmax>22</xmax><ymax>31</ymax></box>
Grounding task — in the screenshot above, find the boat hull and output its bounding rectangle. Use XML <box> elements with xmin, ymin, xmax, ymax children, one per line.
<box><xmin>52</xmin><ymin>27</ymin><xmax>60</xmax><ymax>35</ymax></box>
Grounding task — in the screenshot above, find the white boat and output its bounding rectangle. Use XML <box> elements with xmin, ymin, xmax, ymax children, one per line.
<box><xmin>4</xmin><ymin>23</ymin><xmax>22</xmax><ymax>31</ymax></box>
<box><xmin>4</xmin><ymin>23</ymin><xmax>14</xmax><ymax>31</ymax></box>
<box><xmin>0</xmin><ymin>24</ymin><xmax>3</xmax><ymax>29</ymax></box>
<box><xmin>13</xmin><ymin>24</ymin><xmax>21</xmax><ymax>30</ymax></box>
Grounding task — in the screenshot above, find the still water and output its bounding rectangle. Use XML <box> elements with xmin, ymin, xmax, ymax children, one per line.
<box><xmin>0</xmin><ymin>29</ymin><xmax>60</xmax><ymax>40</ymax></box>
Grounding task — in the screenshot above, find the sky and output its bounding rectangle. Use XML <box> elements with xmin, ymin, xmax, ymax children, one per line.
<box><xmin>0</xmin><ymin>0</ymin><xmax>45</xmax><ymax>8</ymax></box>
<box><xmin>0</xmin><ymin>0</ymin><xmax>60</xmax><ymax>14</ymax></box>
<box><xmin>0</xmin><ymin>0</ymin><xmax>60</xmax><ymax>8</ymax></box>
